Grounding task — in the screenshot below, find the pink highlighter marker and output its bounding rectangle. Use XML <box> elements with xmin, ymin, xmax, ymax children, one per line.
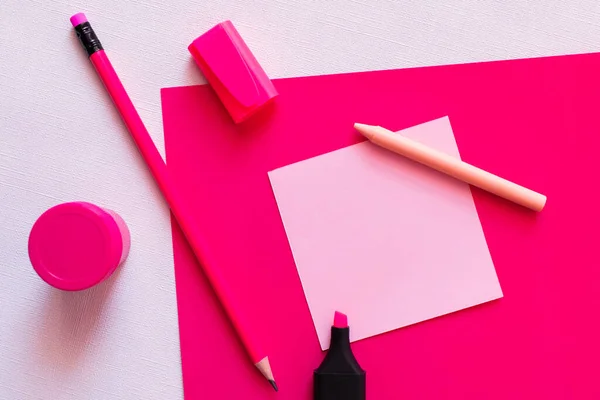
<box><xmin>314</xmin><ymin>311</ymin><xmax>365</xmax><ymax>400</ymax></box>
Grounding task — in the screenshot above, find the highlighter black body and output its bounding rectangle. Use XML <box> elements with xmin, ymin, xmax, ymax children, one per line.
<box><xmin>314</xmin><ymin>326</ymin><xmax>366</xmax><ymax>400</ymax></box>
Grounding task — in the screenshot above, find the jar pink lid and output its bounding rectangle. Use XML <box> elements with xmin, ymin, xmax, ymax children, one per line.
<box><xmin>28</xmin><ymin>202</ymin><xmax>130</xmax><ymax>291</ymax></box>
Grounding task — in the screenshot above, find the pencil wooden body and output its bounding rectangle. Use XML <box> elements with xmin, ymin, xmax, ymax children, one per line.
<box><xmin>355</xmin><ymin>124</ymin><xmax>546</xmax><ymax>211</ymax></box>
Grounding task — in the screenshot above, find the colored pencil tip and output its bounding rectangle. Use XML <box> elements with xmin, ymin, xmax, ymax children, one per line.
<box><xmin>269</xmin><ymin>380</ymin><xmax>278</xmax><ymax>392</ymax></box>
<box><xmin>333</xmin><ymin>311</ymin><xmax>348</xmax><ymax>328</ymax></box>
<box><xmin>354</xmin><ymin>123</ymin><xmax>375</xmax><ymax>140</ymax></box>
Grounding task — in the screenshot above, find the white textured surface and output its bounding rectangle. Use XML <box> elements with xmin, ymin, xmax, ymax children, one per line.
<box><xmin>1</xmin><ymin>0</ymin><xmax>600</xmax><ymax>399</ymax></box>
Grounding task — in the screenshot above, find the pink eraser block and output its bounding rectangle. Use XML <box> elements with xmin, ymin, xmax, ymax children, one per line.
<box><xmin>28</xmin><ymin>202</ymin><xmax>130</xmax><ymax>291</ymax></box>
<box><xmin>70</xmin><ymin>12</ymin><xmax>88</xmax><ymax>27</ymax></box>
<box><xmin>188</xmin><ymin>21</ymin><xmax>278</xmax><ymax>123</ymax></box>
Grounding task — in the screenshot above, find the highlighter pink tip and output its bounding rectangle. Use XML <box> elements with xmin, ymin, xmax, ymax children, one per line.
<box><xmin>70</xmin><ymin>13</ymin><xmax>88</xmax><ymax>27</ymax></box>
<box><xmin>333</xmin><ymin>311</ymin><xmax>348</xmax><ymax>328</ymax></box>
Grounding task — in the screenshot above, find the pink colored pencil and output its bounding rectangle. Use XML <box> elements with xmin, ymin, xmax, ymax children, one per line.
<box><xmin>355</xmin><ymin>123</ymin><xmax>547</xmax><ymax>211</ymax></box>
<box><xmin>70</xmin><ymin>13</ymin><xmax>277</xmax><ymax>391</ymax></box>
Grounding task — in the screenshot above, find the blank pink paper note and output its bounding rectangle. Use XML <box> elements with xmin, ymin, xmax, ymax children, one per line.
<box><xmin>268</xmin><ymin>117</ymin><xmax>503</xmax><ymax>349</ymax></box>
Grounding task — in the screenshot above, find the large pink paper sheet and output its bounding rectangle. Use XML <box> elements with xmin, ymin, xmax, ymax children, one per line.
<box><xmin>162</xmin><ymin>53</ymin><xmax>600</xmax><ymax>399</ymax></box>
<box><xmin>268</xmin><ymin>117</ymin><xmax>503</xmax><ymax>350</ymax></box>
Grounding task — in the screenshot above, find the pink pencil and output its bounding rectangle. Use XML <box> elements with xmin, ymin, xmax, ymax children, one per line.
<box><xmin>355</xmin><ymin>123</ymin><xmax>546</xmax><ymax>211</ymax></box>
<box><xmin>70</xmin><ymin>13</ymin><xmax>277</xmax><ymax>391</ymax></box>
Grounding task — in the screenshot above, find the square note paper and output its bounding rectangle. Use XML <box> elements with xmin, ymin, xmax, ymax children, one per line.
<box><xmin>268</xmin><ymin>117</ymin><xmax>503</xmax><ymax>349</ymax></box>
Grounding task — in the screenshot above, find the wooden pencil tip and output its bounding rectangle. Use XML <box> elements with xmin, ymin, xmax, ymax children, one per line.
<box><xmin>255</xmin><ymin>356</ymin><xmax>277</xmax><ymax>390</ymax></box>
<box><xmin>269</xmin><ymin>380</ymin><xmax>278</xmax><ymax>392</ymax></box>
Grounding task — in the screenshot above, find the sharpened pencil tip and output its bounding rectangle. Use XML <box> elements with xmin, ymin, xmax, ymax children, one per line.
<box><xmin>269</xmin><ymin>380</ymin><xmax>278</xmax><ymax>392</ymax></box>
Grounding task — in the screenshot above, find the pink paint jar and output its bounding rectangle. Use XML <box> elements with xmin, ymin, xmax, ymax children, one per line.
<box><xmin>28</xmin><ymin>202</ymin><xmax>130</xmax><ymax>291</ymax></box>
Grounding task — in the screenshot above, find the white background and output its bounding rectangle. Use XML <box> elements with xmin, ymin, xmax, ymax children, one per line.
<box><xmin>1</xmin><ymin>1</ymin><xmax>599</xmax><ymax>399</ymax></box>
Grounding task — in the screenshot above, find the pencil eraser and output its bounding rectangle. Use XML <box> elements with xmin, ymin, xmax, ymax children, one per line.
<box><xmin>70</xmin><ymin>12</ymin><xmax>88</xmax><ymax>27</ymax></box>
<box><xmin>188</xmin><ymin>21</ymin><xmax>278</xmax><ymax>123</ymax></box>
